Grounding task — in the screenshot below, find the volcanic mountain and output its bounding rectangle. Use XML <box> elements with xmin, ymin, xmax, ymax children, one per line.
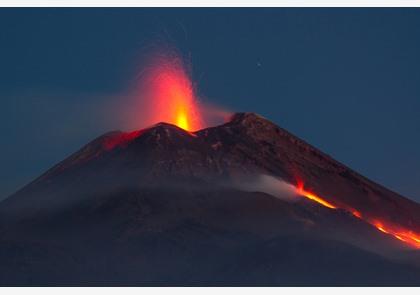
<box><xmin>1</xmin><ymin>113</ymin><xmax>420</xmax><ymax>286</ymax></box>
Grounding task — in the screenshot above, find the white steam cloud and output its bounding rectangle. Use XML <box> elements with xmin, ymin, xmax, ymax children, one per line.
<box><xmin>234</xmin><ymin>174</ymin><xmax>298</xmax><ymax>201</ymax></box>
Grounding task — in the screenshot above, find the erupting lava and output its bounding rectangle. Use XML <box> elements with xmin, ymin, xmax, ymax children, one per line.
<box><xmin>123</xmin><ymin>49</ymin><xmax>230</xmax><ymax>132</ymax></box>
<box><xmin>140</xmin><ymin>52</ymin><xmax>204</xmax><ymax>132</ymax></box>
<box><xmin>295</xmin><ymin>180</ymin><xmax>420</xmax><ymax>248</ymax></box>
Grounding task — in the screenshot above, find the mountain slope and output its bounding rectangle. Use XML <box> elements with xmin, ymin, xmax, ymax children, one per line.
<box><xmin>4</xmin><ymin>113</ymin><xmax>420</xmax><ymax>233</ymax></box>
<box><xmin>0</xmin><ymin>112</ymin><xmax>419</xmax><ymax>286</ymax></box>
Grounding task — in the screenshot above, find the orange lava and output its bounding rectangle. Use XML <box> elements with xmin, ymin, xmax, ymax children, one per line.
<box><xmin>140</xmin><ymin>52</ymin><xmax>204</xmax><ymax>132</ymax></box>
<box><xmin>295</xmin><ymin>180</ymin><xmax>420</xmax><ymax>248</ymax></box>
<box><xmin>371</xmin><ymin>221</ymin><xmax>420</xmax><ymax>248</ymax></box>
<box><xmin>352</xmin><ymin>210</ymin><xmax>362</xmax><ymax>218</ymax></box>
<box><xmin>296</xmin><ymin>181</ymin><xmax>337</xmax><ymax>209</ymax></box>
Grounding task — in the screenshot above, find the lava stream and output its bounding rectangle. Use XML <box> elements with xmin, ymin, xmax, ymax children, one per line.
<box><xmin>295</xmin><ymin>181</ymin><xmax>420</xmax><ymax>248</ymax></box>
<box><xmin>296</xmin><ymin>182</ymin><xmax>336</xmax><ymax>209</ymax></box>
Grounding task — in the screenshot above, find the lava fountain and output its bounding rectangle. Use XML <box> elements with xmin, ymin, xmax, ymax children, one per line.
<box><xmin>137</xmin><ymin>51</ymin><xmax>204</xmax><ymax>132</ymax></box>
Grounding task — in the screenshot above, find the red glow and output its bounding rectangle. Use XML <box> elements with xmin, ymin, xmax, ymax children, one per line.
<box><xmin>140</xmin><ymin>53</ymin><xmax>204</xmax><ymax>131</ymax></box>
<box><xmin>102</xmin><ymin>130</ymin><xmax>144</xmax><ymax>151</ymax></box>
<box><xmin>295</xmin><ymin>179</ymin><xmax>420</xmax><ymax>248</ymax></box>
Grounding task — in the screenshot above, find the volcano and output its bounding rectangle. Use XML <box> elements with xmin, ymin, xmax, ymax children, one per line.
<box><xmin>1</xmin><ymin>112</ymin><xmax>420</xmax><ymax>286</ymax></box>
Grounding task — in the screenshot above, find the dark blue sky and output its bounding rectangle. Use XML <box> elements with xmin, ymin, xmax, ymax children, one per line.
<box><xmin>1</xmin><ymin>8</ymin><xmax>420</xmax><ymax>201</ymax></box>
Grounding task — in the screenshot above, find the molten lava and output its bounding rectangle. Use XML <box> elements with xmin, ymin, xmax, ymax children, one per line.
<box><xmin>296</xmin><ymin>181</ymin><xmax>336</xmax><ymax>209</ymax></box>
<box><xmin>371</xmin><ymin>220</ymin><xmax>420</xmax><ymax>248</ymax></box>
<box><xmin>295</xmin><ymin>180</ymin><xmax>420</xmax><ymax>248</ymax></box>
<box><xmin>140</xmin><ymin>52</ymin><xmax>204</xmax><ymax>132</ymax></box>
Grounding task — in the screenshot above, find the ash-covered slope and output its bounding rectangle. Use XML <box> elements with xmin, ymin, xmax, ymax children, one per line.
<box><xmin>1</xmin><ymin>112</ymin><xmax>420</xmax><ymax>286</ymax></box>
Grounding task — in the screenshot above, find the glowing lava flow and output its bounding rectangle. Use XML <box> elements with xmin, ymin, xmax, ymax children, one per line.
<box><xmin>296</xmin><ymin>181</ymin><xmax>336</xmax><ymax>209</ymax></box>
<box><xmin>141</xmin><ymin>53</ymin><xmax>204</xmax><ymax>132</ymax></box>
<box><xmin>371</xmin><ymin>220</ymin><xmax>420</xmax><ymax>248</ymax></box>
<box><xmin>295</xmin><ymin>181</ymin><xmax>420</xmax><ymax>248</ymax></box>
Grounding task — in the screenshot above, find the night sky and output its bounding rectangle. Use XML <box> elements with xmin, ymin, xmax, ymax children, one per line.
<box><xmin>1</xmin><ymin>8</ymin><xmax>420</xmax><ymax>202</ymax></box>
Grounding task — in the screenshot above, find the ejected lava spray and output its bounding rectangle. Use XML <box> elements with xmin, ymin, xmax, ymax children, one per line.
<box><xmin>118</xmin><ymin>47</ymin><xmax>230</xmax><ymax>132</ymax></box>
<box><xmin>140</xmin><ymin>51</ymin><xmax>204</xmax><ymax>131</ymax></box>
<box><xmin>129</xmin><ymin>51</ymin><xmax>204</xmax><ymax>131</ymax></box>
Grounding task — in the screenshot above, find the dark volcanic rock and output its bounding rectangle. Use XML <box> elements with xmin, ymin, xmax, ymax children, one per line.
<box><xmin>1</xmin><ymin>112</ymin><xmax>420</xmax><ymax>286</ymax></box>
